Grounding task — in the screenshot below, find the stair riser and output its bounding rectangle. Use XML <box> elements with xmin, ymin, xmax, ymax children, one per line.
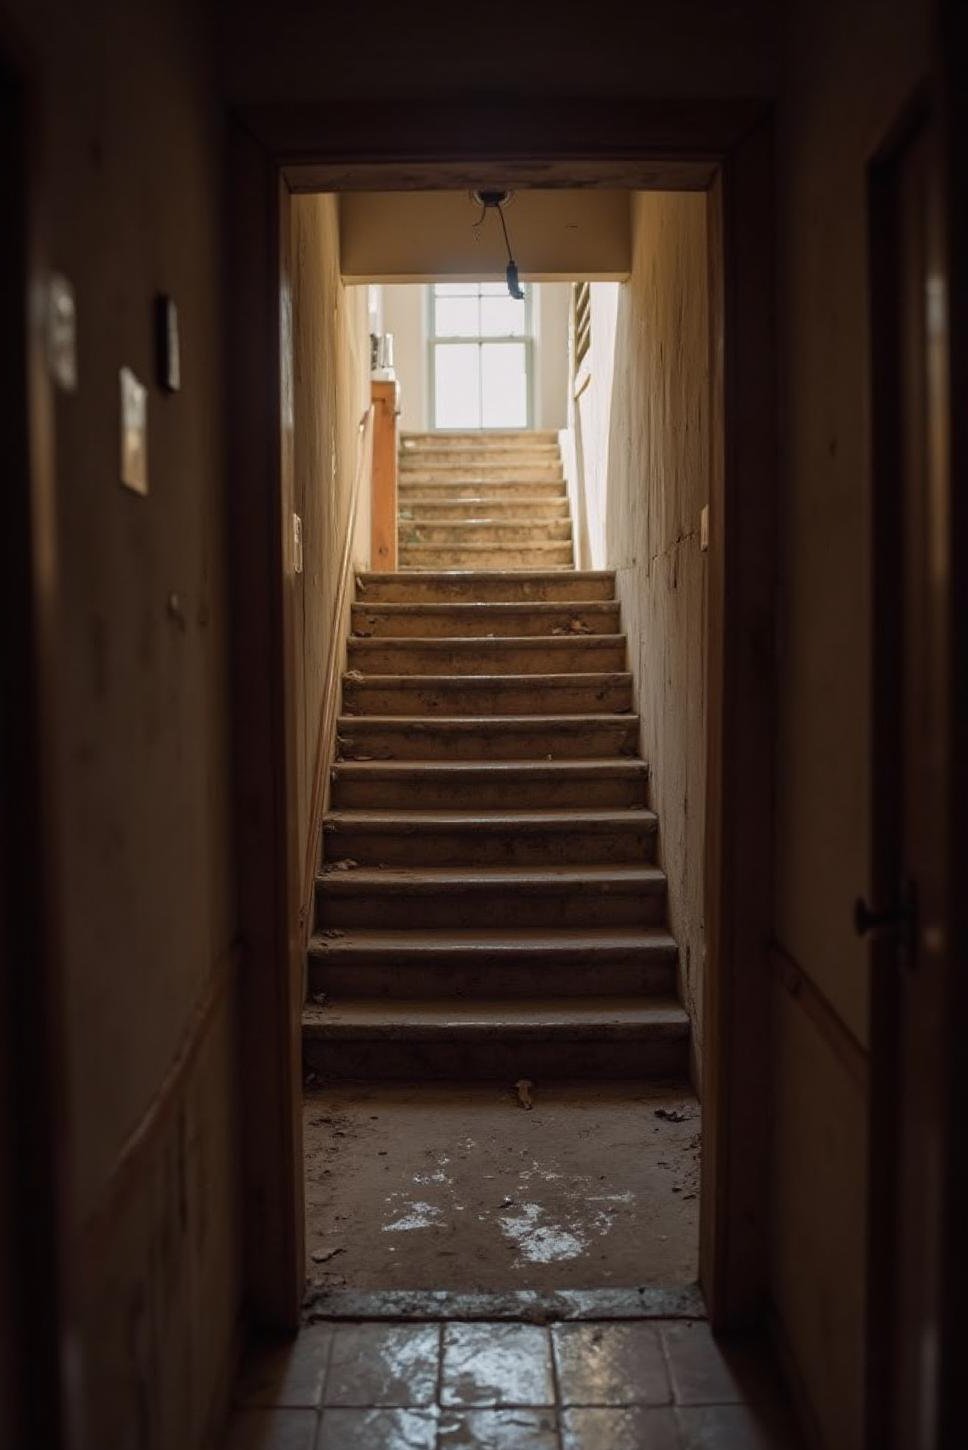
<box><xmin>331</xmin><ymin>778</ymin><xmax>646</xmax><ymax>811</ymax></box>
<box><xmin>351</xmin><ymin>605</ymin><xmax>621</xmax><ymax>638</ymax></box>
<box><xmin>401</xmin><ymin>466</ymin><xmax>563</xmax><ymax>484</ymax></box>
<box><xmin>399</xmin><ymin>548</ymin><xmax>574</xmax><ymax>569</ymax></box>
<box><xmin>322</xmin><ymin>823</ymin><xmax>656</xmax><ymax>866</ymax></box>
<box><xmin>400</xmin><ymin>521</ymin><xmax>573</xmax><ymax>545</ymax></box>
<box><xmin>402</xmin><ymin>431</ymin><xmax>558</xmax><ymax>445</ymax></box>
<box><xmin>399</xmin><ymin>481</ymin><xmax>567</xmax><ymax>501</ymax></box>
<box><xmin>309</xmin><ymin>952</ymin><xmax>675</xmax><ymax>1000</ymax></box>
<box><xmin>400</xmin><ymin>450</ymin><xmax>560</xmax><ymax>469</ymax></box>
<box><xmin>398</xmin><ymin>500</ymin><xmax>570</xmax><ymax>521</ymax></box>
<box><xmin>336</xmin><ymin>721</ymin><xmax>639</xmax><ymax>760</ymax></box>
<box><xmin>356</xmin><ymin>573</ymin><xmax>615</xmax><ymax>603</ymax></box>
<box><xmin>342</xmin><ymin>679</ymin><xmax>634</xmax><ymax>716</ymax></box>
<box><xmin>303</xmin><ymin>1034</ymin><xmax>688</xmax><ymax>1081</ymax></box>
<box><xmin>315</xmin><ymin>888</ymin><xmax>666</xmax><ymax>930</ymax></box>
<box><xmin>346</xmin><ymin>640</ymin><xmax>625</xmax><ymax>675</ymax></box>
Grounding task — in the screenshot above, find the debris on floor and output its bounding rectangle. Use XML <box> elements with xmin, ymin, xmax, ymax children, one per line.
<box><xmin>515</xmin><ymin>1078</ymin><xmax>534</xmax><ymax>1110</ymax></box>
<box><xmin>303</xmin><ymin>1081</ymin><xmax>700</xmax><ymax>1291</ymax></box>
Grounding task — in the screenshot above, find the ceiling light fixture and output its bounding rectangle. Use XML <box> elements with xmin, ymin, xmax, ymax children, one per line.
<box><xmin>471</xmin><ymin>190</ymin><xmax>525</xmax><ymax>300</ymax></box>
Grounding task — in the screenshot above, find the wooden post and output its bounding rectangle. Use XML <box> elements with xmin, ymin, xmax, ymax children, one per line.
<box><xmin>370</xmin><ymin>379</ymin><xmax>399</xmax><ymax>571</ymax></box>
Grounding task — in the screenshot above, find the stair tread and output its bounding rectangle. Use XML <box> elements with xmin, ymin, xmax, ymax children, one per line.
<box><xmin>344</xmin><ymin>671</ymin><xmax>632</xmax><ymax>685</ymax></box>
<box><xmin>338</xmin><ymin>713</ymin><xmax>637</xmax><ymax>727</ymax></box>
<box><xmin>350</xmin><ymin>633</ymin><xmax>623</xmax><ymax>648</ymax></box>
<box><xmin>325</xmin><ymin>805</ymin><xmax>655</xmax><ymax>825</ymax></box>
<box><xmin>353</xmin><ymin>601</ymin><xmax>615</xmax><ymax>616</ymax></box>
<box><xmin>332</xmin><ymin>758</ymin><xmax>645</xmax><ymax>778</ymax></box>
<box><xmin>309</xmin><ymin>925</ymin><xmax>676</xmax><ymax>953</ymax></box>
<box><xmin>317</xmin><ymin>863</ymin><xmax>665</xmax><ymax>890</ymax></box>
<box><xmin>358</xmin><ymin>569</ymin><xmax>612</xmax><ymax>582</ymax></box>
<box><xmin>303</xmin><ymin>995</ymin><xmax>689</xmax><ymax>1034</ymax></box>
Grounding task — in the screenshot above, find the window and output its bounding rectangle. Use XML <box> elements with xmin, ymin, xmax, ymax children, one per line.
<box><xmin>429</xmin><ymin>282</ymin><xmax>532</xmax><ymax>430</ymax></box>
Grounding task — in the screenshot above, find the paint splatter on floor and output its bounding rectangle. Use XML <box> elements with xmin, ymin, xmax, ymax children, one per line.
<box><xmin>304</xmin><ymin>1081</ymin><xmax>699</xmax><ymax>1291</ymax></box>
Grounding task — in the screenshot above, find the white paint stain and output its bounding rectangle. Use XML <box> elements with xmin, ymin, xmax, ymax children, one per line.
<box><xmin>383</xmin><ymin>1199</ymin><xmax>444</xmax><ymax>1232</ymax></box>
<box><xmin>497</xmin><ymin>1201</ymin><xmax>589</xmax><ymax>1263</ymax></box>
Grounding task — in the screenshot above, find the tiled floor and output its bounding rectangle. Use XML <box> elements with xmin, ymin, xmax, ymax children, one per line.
<box><xmin>225</xmin><ymin>1318</ymin><xmax>802</xmax><ymax>1449</ymax></box>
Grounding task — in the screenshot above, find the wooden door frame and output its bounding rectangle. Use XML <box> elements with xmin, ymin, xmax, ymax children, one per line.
<box><xmin>0</xmin><ymin>33</ymin><xmax>72</xmax><ymax>1450</ymax></box>
<box><xmin>226</xmin><ymin>96</ymin><xmax>776</xmax><ymax>1332</ymax></box>
<box><xmin>864</xmin><ymin>9</ymin><xmax>968</xmax><ymax>1441</ymax></box>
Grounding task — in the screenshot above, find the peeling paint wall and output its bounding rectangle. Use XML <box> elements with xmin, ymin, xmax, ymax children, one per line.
<box><xmin>570</xmin><ymin>196</ymin><xmax>708</xmax><ymax>1085</ymax></box>
<box><xmin>771</xmin><ymin>0</ymin><xmax>929</xmax><ymax>1443</ymax></box>
<box><xmin>291</xmin><ymin>196</ymin><xmax>371</xmax><ymax>866</ymax></box>
<box><xmin>4</xmin><ymin>0</ymin><xmax>241</xmax><ymax>1441</ymax></box>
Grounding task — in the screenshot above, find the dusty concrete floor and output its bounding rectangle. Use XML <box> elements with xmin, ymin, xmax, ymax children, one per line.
<box><xmin>304</xmin><ymin>1081</ymin><xmax>699</xmax><ymax>1292</ymax></box>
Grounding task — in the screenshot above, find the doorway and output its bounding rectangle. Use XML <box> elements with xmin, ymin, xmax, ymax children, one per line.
<box><xmin>225</xmin><ymin>100</ymin><xmax>776</xmax><ymax>1336</ymax></box>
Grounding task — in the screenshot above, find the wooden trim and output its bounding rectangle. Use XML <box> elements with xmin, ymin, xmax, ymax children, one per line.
<box><xmin>764</xmin><ymin>1302</ymin><xmax>827</xmax><ymax>1450</ymax></box>
<box><xmin>229</xmin><ymin>95</ymin><xmax>777</xmax><ymax>1334</ymax></box>
<box><xmin>226</xmin><ymin>130</ymin><xmax>303</xmax><ymax>1331</ymax></box>
<box><xmin>301</xmin><ymin>404</ymin><xmax>374</xmax><ymax>937</ymax></box>
<box><xmin>0</xmin><ymin>42</ymin><xmax>72</xmax><ymax>1450</ymax></box>
<box><xmin>369</xmin><ymin>381</ymin><xmax>398</xmax><ymax>571</ymax></box>
<box><xmin>77</xmin><ymin>947</ymin><xmax>236</xmax><ymax>1251</ymax></box>
<box><xmin>700</xmin><ymin>116</ymin><xmax>776</xmax><ymax>1330</ymax></box>
<box><xmin>770</xmin><ymin>943</ymin><xmax>869</xmax><ymax>1095</ymax></box>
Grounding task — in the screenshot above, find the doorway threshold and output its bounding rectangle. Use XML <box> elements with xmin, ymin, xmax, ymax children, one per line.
<box><xmin>303</xmin><ymin>1284</ymin><xmax>706</xmax><ymax>1324</ymax></box>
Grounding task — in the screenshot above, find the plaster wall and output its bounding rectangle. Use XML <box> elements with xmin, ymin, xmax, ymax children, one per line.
<box><xmin>571</xmin><ymin>196</ymin><xmax>708</xmax><ymax>1081</ymax></box>
<box><xmin>4</xmin><ymin>0</ymin><xmax>240</xmax><ymax>1441</ymax></box>
<box><xmin>381</xmin><ymin>282</ymin><xmax>569</xmax><ymax>432</ymax></box>
<box><xmin>769</xmin><ymin>0</ymin><xmax>930</xmax><ymax>1444</ymax></box>
<box><xmin>291</xmin><ymin>196</ymin><xmax>371</xmax><ymax>868</ymax></box>
<box><xmin>339</xmin><ymin>191</ymin><xmax>631</xmax><ymax>282</ymax></box>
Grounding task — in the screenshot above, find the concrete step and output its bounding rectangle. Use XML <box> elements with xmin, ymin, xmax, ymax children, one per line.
<box><xmin>351</xmin><ymin>601</ymin><xmax>621</xmax><ymax>638</ymax></box>
<box><xmin>302</xmin><ymin>995</ymin><xmax>690</xmax><ymax>1080</ymax></box>
<box><xmin>341</xmin><ymin>671</ymin><xmax>634</xmax><ymax>717</ymax></box>
<box><xmin>399</xmin><ymin>519</ymin><xmax>573</xmax><ymax>546</ymax></box>
<box><xmin>307</xmin><ymin>926</ymin><xmax>677</xmax><ymax>999</ymax></box>
<box><xmin>315</xmin><ymin>863</ymin><xmax>666</xmax><ymax>929</ymax></box>
<box><xmin>399</xmin><ymin>544</ymin><xmax>574</xmax><ymax>569</ymax></box>
<box><xmin>401</xmin><ymin>429</ymin><xmax>559</xmax><ymax>448</ymax></box>
<box><xmin>346</xmin><ymin>634</ymin><xmax>626</xmax><ymax>677</ymax></box>
<box><xmin>356</xmin><ymin>570</ymin><xmax>615</xmax><ymax>604</ymax></box>
<box><xmin>398</xmin><ymin>497</ymin><xmax>570</xmax><ymax>522</ymax></box>
<box><xmin>399</xmin><ymin>479</ymin><xmax>567</xmax><ymax>501</ymax></box>
<box><xmin>400</xmin><ymin>448</ymin><xmax>560</xmax><ymax>470</ymax></box>
<box><xmin>336</xmin><ymin>713</ymin><xmax>640</xmax><ymax>760</ymax></box>
<box><xmin>322</xmin><ymin>807</ymin><xmax>657</xmax><ymax>866</ymax></box>
<box><xmin>330</xmin><ymin>759</ymin><xmax>648</xmax><ymax>811</ymax></box>
<box><xmin>401</xmin><ymin>465</ymin><xmax>564</xmax><ymax>485</ymax></box>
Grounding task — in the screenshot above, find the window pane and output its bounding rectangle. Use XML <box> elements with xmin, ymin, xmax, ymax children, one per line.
<box><xmin>435</xmin><ymin>344</ymin><xmax>481</xmax><ymax>428</ymax></box>
<box><xmin>480</xmin><ymin>282</ymin><xmax>508</xmax><ymax>296</ymax></box>
<box><xmin>480</xmin><ymin>295</ymin><xmax>527</xmax><ymax>337</ymax></box>
<box><xmin>434</xmin><ymin>283</ymin><xmax>479</xmax><ymax>297</ymax></box>
<box><xmin>481</xmin><ymin>342</ymin><xmax>527</xmax><ymax>428</ymax></box>
<box><xmin>434</xmin><ymin>296</ymin><xmax>480</xmax><ymax>338</ymax></box>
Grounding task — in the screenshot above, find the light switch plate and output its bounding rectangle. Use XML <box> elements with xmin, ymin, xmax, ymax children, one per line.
<box><xmin>120</xmin><ymin>367</ymin><xmax>148</xmax><ymax>495</ymax></box>
<box><xmin>700</xmin><ymin>504</ymin><xmax>710</xmax><ymax>552</ymax></box>
<box><xmin>292</xmin><ymin>513</ymin><xmax>303</xmax><ymax>574</ymax></box>
<box><xmin>47</xmin><ymin>274</ymin><xmax>78</xmax><ymax>392</ymax></box>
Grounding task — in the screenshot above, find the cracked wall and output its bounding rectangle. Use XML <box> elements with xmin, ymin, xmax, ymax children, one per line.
<box><xmin>572</xmin><ymin>193</ymin><xmax>708</xmax><ymax>1085</ymax></box>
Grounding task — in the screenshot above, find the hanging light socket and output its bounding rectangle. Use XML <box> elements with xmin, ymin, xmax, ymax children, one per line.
<box><xmin>470</xmin><ymin>191</ymin><xmax>525</xmax><ymax>300</ymax></box>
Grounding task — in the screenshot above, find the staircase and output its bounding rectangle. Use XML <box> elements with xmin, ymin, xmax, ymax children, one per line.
<box><xmin>397</xmin><ymin>430</ymin><xmax>574</xmax><ymax>570</ymax></box>
<box><xmin>303</xmin><ymin>431</ymin><xmax>690</xmax><ymax>1081</ymax></box>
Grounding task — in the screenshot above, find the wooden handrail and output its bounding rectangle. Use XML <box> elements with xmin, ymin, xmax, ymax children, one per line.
<box><xmin>370</xmin><ymin>379</ymin><xmax>399</xmax><ymax>570</ymax></box>
<box><xmin>300</xmin><ymin>404</ymin><xmax>375</xmax><ymax>941</ymax></box>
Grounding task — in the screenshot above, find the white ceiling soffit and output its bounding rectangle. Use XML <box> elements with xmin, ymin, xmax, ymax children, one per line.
<box><xmin>338</xmin><ymin>190</ymin><xmax>632</xmax><ymax>282</ymax></box>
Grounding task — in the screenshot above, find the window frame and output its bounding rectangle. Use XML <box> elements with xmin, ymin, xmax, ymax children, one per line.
<box><xmin>426</xmin><ymin>281</ymin><xmax>534</xmax><ymax>431</ymax></box>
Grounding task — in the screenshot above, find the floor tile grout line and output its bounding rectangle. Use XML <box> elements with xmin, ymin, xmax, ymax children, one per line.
<box><xmin>315</xmin><ymin>1319</ymin><xmax>338</xmax><ymax>1420</ymax></box>
<box><xmin>546</xmin><ymin>1321</ymin><xmax>566</xmax><ymax>1450</ymax></box>
<box><xmin>434</xmin><ymin>1320</ymin><xmax>446</xmax><ymax>1450</ymax></box>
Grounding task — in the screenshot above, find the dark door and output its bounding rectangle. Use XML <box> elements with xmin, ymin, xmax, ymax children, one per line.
<box><xmin>865</xmin><ymin>96</ymin><xmax>961</xmax><ymax>1450</ymax></box>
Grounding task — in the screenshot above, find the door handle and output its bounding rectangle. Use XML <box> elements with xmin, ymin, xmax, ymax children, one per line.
<box><xmin>854</xmin><ymin>880</ymin><xmax>919</xmax><ymax>964</ymax></box>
